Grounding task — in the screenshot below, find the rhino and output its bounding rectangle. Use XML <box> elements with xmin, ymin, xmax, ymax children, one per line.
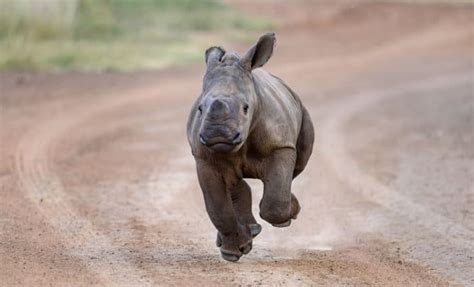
<box><xmin>187</xmin><ymin>32</ymin><xmax>314</xmax><ymax>262</ymax></box>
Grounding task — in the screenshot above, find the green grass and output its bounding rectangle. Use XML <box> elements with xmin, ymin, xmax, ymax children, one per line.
<box><xmin>0</xmin><ymin>0</ymin><xmax>272</xmax><ymax>71</ymax></box>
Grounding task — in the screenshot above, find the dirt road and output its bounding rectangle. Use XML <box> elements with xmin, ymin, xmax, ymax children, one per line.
<box><xmin>1</xmin><ymin>1</ymin><xmax>473</xmax><ymax>286</ymax></box>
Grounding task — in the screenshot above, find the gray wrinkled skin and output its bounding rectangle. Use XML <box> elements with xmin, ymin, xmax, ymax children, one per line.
<box><xmin>187</xmin><ymin>33</ymin><xmax>314</xmax><ymax>262</ymax></box>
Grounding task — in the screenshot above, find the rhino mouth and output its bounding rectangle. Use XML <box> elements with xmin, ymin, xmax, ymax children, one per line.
<box><xmin>199</xmin><ymin>133</ymin><xmax>242</xmax><ymax>153</ymax></box>
<box><xmin>208</xmin><ymin>142</ymin><xmax>238</xmax><ymax>153</ymax></box>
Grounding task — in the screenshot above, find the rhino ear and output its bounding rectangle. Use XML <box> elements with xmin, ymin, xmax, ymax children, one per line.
<box><xmin>205</xmin><ymin>46</ymin><xmax>225</xmax><ymax>69</ymax></box>
<box><xmin>239</xmin><ymin>32</ymin><xmax>276</xmax><ymax>71</ymax></box>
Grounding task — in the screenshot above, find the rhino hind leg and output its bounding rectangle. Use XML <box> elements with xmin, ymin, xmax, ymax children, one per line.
<box><xmin>293</xmin><ymin>106</ymin><xmax>315</xmax><ymax>178</ymax></box>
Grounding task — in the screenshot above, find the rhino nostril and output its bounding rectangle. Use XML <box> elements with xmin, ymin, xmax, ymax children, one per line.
<box><xmin>232</xmin><ymin>132</ymin><xmax>242</xmax><ymax>144</ymax></box>
<box><xmin>199</xmin><ymin>134</ymin><xmax>207</xmax><ymax>145</ymax></box>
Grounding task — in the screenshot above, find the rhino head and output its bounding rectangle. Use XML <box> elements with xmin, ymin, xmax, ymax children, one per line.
<box><xmin>196</xmin><ymin>32</ymin><xmax>276</xmax><ymax>153</ymax></box>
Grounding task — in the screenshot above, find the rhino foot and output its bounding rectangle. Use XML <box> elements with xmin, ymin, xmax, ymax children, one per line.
<box><xmin>290</xmin><ymin>193</ymin><xmax>301</xmax><ymax>220</ymax></box>
<box><xmin>271</xmin><ymin>201</ymin><xmax>300</xmax><ymax>227</ymax></box>
<box><xmin>240</xmin><ymin>240</ymin><xmax>252</xmax><ymax>255</ymax></box>
<box><xmin>220</xmin><ymin>250</ymin><xmax>241</xmax><ymax>262</ymax></box>
<box><xmin>272</xmin><ymin>219</ymin><xmax>291</xmax><ymax>228</ymax></box>
<box><xmin>217</xmin><ymin>224</ymin><xmax>253</xmax><ymax>262</ymax></box>
<box><xmin>271</xmin><ymin>200</ymin><xmax>301</xmax><ymax>227</ymax></box>
<box><xmin>220</xmin><ymin>239</ymin><xmax>252</xmax><ymax>262</ymax></box>
<box><xmin>249</xmin><ymin>223</ymin><xmax>262</xmax><ymax>238</ymax></box>
<box><xmin>216</xmin><ymin>233</ymin><xmax>222</xmax><ymax>247</ymax></box>
<box><xmin>216</xmin><ymin>223</ymin><xmax>261</xmax><ymax>247</ymax></box>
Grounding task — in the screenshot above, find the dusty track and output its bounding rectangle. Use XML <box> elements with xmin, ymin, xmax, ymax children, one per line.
<box><xmin>1</xmin><ymin>1</ymin><xmax>473</xmax><ymax>286</ymax></box>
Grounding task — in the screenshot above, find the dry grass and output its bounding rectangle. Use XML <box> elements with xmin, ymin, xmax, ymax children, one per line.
<box><xmin>0</xmin><ymin>0</ymin><xmax>272</xmax><ymax>71</ymax></box>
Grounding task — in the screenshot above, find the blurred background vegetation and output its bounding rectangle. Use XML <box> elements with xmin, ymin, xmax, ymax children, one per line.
<box><xmin>0</xmin><ymin>0</ymin><xmax>272</xmax><ymax>71</ymax></box>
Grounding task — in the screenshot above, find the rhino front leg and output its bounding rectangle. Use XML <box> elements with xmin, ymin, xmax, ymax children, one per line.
<box><xmin>217</xmin><ymin>180</ymin><xmax>261</xmax><ymax>250</ymax></box>
<box><xmin>231</xmin><ymin>180</ymin><xmax>262</xmax><ymax>237</ymax></box>
<box><xmin>260</xmin><ymin>148</ymin><xmax>301</xmax><ymax>227</ymax></box>
<box><xmin>196</xmin><ymin>160</ymin><xmax>253</xmax><ymax>262</ymax></box>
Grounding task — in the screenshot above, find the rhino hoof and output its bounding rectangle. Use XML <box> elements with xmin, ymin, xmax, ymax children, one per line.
<box><xmin>240</xmin><ymin>241</ymin><xmax>253</xmax><ymax>255</ymax></box>
<box><xmin>216</xmin><ymin>235</ymin><xmax>222</xmax><ymax>247</ymax></box>
<box><xmin>292</xmin><ymin>201</ymin><xmax>301</xmax><ymax>220</ymax></box>
<box><xmin>272</xmin><ymin>219</ymin><xmax>291</xmax><ymax>228</ymax></box>
<box><xmin>221</xmin><ymin>251</ymin><xmax>240</xmax><ymax>262</ymax></box>
<box><xmin>249</xmin><ymin>223</ymin><xmax>262</xmax><ymax>238</ymax></box>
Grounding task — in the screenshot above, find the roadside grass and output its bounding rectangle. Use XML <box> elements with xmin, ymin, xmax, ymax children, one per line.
<box><xmin>0</xmin><ymin>0</ymin><xmax>272</xmax><ymax>71</ymax></box>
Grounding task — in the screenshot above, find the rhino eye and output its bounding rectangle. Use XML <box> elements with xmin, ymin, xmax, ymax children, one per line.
<box><xmin>243</xmin><ymin>104</ymin><xmax>249</xmax><ymax>114</ymax></box>
<box><xmin>198</xmin><ymin>105</ymin><xmax>203</xmax><ymax>115</ymax></box>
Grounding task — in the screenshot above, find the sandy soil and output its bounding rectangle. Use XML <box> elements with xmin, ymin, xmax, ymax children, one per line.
<box><xmin>1</xmin><ymin>1</ymin><xmax>473</xmax><ymax>286</ymax></box>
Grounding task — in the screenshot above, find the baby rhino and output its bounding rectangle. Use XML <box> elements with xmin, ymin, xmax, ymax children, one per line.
<box><xmin>187</xmin><ymin>33</ymin><xmax>314</xmax><ymax>262</ymax></box>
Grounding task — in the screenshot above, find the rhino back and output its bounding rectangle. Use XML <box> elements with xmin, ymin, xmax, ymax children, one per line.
<box><xmin>251</xmin><ymin>69</ymin><xmax>302</xmax><ymax>151</ymax></box>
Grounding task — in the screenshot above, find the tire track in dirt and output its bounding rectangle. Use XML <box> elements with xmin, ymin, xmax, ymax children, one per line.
<box><xmin>15</xmin><ymin>106</ymin><xmax>151</xmax><ymax>285</ymax></box>
<box><xmin>14</xmin><ymin>85</ymin><xmax>193</xmax><ymax>285</ymax></box>
<box><xmin>318</xmin><ymin>72</ymin><xmax>474</xmax><ymax>284</ymax></box>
